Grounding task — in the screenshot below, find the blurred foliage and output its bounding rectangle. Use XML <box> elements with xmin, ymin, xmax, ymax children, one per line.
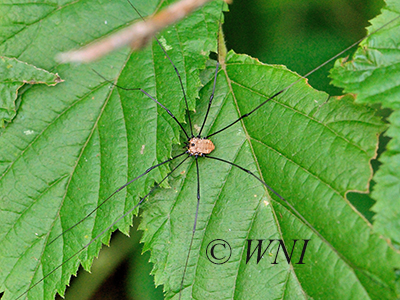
<box><xmin>224</xmin><ymin>0</ymin><xmax>384</xmax><ymax>95</ymax></box>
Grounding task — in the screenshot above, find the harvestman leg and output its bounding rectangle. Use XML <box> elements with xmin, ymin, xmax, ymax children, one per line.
<box><xmin>206</xmin><ymin>13</ymin><xmax>400</xmax><ymax>139</ymax></box>
<box><xmin>206</xmin><ymin>89</ymin><xmax>285</xmax><ymax>139</ymax></box>
<box><xmin>127</xmin><ymin>0</ymin><xmax>195</xmax><ymax>137</ymax></box>
<box><xmin>179</xmin><ymin>157</ymin><xmax>201</xmax><ymax>299</ymax></box>
<box><xmin>92</xmin><ymin>69</ymin><xmax>191</xmax><ymax>140</ymax></box>
<box><xmin>178</xmin><ymin>60</ymin><xmax>220</xmax><ymax>298</ymax></box>
<box><xmin>17</xmin><ymin>155</ymin><xmax>190</xmax><ymax>300</ymax></box>
<box><xmin>205</xmin><ymin>155</ymin><xmax>331</xmax><ymax>246</ymax></box>
<box><xmin>49</xmin><ymin>152</ymin><xmax>186</xmax><ymax>245</ymax></box>
<box><xmin>198</xmin><ymin>62</ymin><xmax>220</xmax><ymax>137</ymax></box>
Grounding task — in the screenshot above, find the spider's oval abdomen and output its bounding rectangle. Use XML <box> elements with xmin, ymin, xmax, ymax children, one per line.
<box><xmin>188</xmin><ymin>137</ymin><xmax>215</xmax><ymax>156</ymax></box>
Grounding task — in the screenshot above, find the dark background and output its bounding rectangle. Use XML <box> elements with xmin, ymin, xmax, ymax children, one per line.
<box><xmin>58</xmin><ymin>0</ymin><xmax>386</xmax><ymax>299</ymax></box>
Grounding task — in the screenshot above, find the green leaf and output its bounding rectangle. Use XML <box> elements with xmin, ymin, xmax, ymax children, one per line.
<box><xmin>330</xmin><ymin>0</ymin><xmax>400</xmax><ymax>249</ymax></box>
<box><xmin>139</xmin><ymin>51</ymin><xmax>399</xmax><ymax>299</ymax></box>
<box><xmin>0</xmin><ymin>1</ymin><xmax>399</xmax><ymax>300</ymax></box>
<box><xmin>0</xmin><ymin>0</ymin><xmax>220</xmax><ymax>299</ymax></box>
<box><xmin>0</xmin><ymin>56</ymin><xmax>62</xmax><ymax>127</ymax></box>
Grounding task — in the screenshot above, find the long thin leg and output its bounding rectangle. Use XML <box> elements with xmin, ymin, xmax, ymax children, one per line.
<box><xmin>206</xmin><ymin>89</ymin><xmax>285</xmax><ymax>138</ymax></box>
<box><xmin>16</xmin><ymin>154</ymin><xmax>190</xmax><ymax>300</ymax></box>
<box><xmin>205</xmin><ymin>155</ymin><xmax>321</xmax><ymax>239</ymax></box>
<box><xmin>93</xmin><ymin>69</ymin><xmax>190</xmax><ymax>140</ymax></box>
<box><xmin>49</xmin><ymin>152</ymin><xmax>186</xmax><ymax>245</ymax></box>
<box><xmin>198</xmin><ymin>62</ymin><xmax>219</xmax><ymax>137</ymax></box>
<box><xmin>179</xmin><ymin>156</ymin><xmax>201</xmax><ymax>299</ymax></box>
<box><xmin>127</xmin><ymin>0</ymin><xmax>194</xmax><ymax>137</ymax></box>
<box><xmin>204</xmin><ymin>155</ymin><xmax>362</xmax><ymax>277</ymax></box>
<box><xmin>206</xmin><ymin>14</ymin><xmax>400</xmax><ymax>139</ymax></box>
<box><xmin>153</xmin><ymin>36</ymin><xmax>194</xmax><ymax>137</ymax></box>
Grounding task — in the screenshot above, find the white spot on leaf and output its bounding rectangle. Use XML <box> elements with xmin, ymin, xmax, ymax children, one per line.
<box><xmin>159</xmin><ymin>36</ymin><xmax>172</xmax><ymax>51</ymax></box>
<box><xmin>194</xmin><ymin>124</ymin><xmax>201</xmax><ymax>134</ymax></box>
<box><xmin>24</xmin><ymin>130</ymin><xmax>34</xmax><ymax>135</ymax></box>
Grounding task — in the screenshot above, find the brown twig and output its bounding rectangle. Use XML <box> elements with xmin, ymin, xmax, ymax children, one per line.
<box><xmin>57</xmin><ymin>0</ymin><xmax>229</xmax><ymax>63</ymax></box>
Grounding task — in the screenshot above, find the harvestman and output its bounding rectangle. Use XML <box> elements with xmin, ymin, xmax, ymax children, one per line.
<box><xmin>15</xmin><ymin>1</ymin><xmax>400</xmax><ymax>299</ymax></box>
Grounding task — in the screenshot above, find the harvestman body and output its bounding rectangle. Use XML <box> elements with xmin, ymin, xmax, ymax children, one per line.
<box><xmin>12</xmin><ymin>1</ymin><xmax>400</xmax><ymax>299</ymax></box>
<box><xmin>187</xmin><ymin>137</ymin><xmax>215</xmax><ymax>156</ymax></box>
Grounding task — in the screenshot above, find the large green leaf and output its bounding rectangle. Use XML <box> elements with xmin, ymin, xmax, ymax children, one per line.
<box><xmin>330</xmin><ymin>0</ymin><xmax>400</xmax><ymax>249</ymax></box>
<box><xmin>139</xmin><ymin>51</ymin><xmax>399</xmax><ymax>299</ymax></box>
<box><xmin>0</xmin><ymin>1</ymin><xmax>399</xmax><ymax>300</ymax></box>
<box><xmin>0</xmin><ymin>0</ymin><xmax>220</xmax><ymax>299</ymax></box>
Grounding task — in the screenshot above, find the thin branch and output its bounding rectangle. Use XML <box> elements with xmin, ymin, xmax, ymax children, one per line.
<box><xmin>57</xmin><ymin>0</ymin><xmax>230</xmax><ymax>63</ymax></box>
